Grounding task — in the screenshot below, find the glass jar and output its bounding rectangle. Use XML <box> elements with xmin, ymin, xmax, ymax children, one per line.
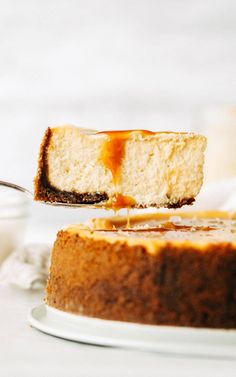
<box><xmin>0</xmin><ymin>187</ymin><xmax>29</xmax><ymax>264</ymax></box>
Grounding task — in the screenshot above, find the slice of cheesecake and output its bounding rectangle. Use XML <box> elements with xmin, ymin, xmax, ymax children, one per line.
<box><xmin>34</xmin><ymin>125</ymin><xmax>206</xmax><ymax>209</ymax></box>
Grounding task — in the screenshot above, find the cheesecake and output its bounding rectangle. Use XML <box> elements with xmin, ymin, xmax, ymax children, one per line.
<box><xmin>46</xmin><ymin>211</ymin><xmax>236</xmax><ymax>329</ymax></box>
<box><xmin>34</xmin><ymin>125</ymin><xmax>206</xmax><ymax>209</ymax></box>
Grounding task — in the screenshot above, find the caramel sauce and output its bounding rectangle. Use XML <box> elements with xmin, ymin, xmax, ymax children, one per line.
<box><xmin>99</xmin><ymin>129</ymin><xmax>185</xmax><ymax>185</ymax></box>
<box><xmin>99</xmin><ymin>131</ymin><xmax>151</xmax><ymax>212</ymax></box>
<box><xmin>99</xmin><ymin>130</ymin><xmax>158</xmax><ymax>184</ymax></box>
<box><xmin>99</xmin><ymin>131</ymin><xmax>129</xmax><ymax>184</ymax></box>
<box><xmin>98</xmin><ymin>129</ymin><xmax>188</xmax><ymax>212</ymax></box>
<box><xmin>99</xmin><ymin>222</ymin><xmax>216</xmax><ymax>233</ymax></box>
<box><xmin>106</xmin><ymin>193</ymin><xmax>136</xmax><ymax>211</ymax></box>
<box><xmin>99</xmin><ymin>130</ymin><xmax>156</xmax><ymax>136</ymax></box>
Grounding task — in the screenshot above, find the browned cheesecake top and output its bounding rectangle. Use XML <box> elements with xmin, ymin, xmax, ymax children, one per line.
<box><xmin>64</xmin><ymin>211</ymin><xmax>236</xmax><ymax>255</ymax></box>
<box><xmin>95</xmin><ymin>217</ymin><xmax>236</xmax><ymax>242</ymax></box>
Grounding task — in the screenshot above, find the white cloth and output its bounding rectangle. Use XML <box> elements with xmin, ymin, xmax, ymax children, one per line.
<box><xmin>193</xmin><ymin>177</ymin><xmax>236</xmax><ymax>211</ymax></box>
<box><xmin>0</xmin><ymin>244</ymin><xmax>50</xmax><ymax>290</ymax></box>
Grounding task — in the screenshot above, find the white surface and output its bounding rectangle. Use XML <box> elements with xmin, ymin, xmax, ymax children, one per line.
<box><xmin>0</xmin><ymin>286</ymin><xmax>236</xmax><ymax>377</ymax></box>
<box><xmin>29</xmin><ymin>304</ymin><xmax>236</xmax><ymax>358</ymax></box>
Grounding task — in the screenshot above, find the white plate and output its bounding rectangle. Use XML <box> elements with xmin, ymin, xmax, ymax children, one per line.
<box><xmin>28</xmin><ymin>304</ymin><xmax>236</xmax><ymax>358</ymax></box>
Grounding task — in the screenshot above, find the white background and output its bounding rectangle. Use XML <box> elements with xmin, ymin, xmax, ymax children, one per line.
<box><xmin>1</xmin><ymin>0</ymin><xmax>236</xmax><ymax>228</ymax></box>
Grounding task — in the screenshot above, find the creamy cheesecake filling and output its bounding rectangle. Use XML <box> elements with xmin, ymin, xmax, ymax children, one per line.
<box><xmin>99</xmin><ymin>130</ymin><xmax>137</xmax><ymax>209</ymax></box>
<box><xmin>35</xmin><ymin>126</ymin><xmax>206</xmax><ymax>209</ymax></box>
<box><xmin>99</xmin><ymin>130</ymin><xmax>156</xmax><ymax>209</ymax></box>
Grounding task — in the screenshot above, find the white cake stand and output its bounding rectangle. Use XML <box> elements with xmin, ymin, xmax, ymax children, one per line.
<box><xmin>28</xmin><ymin>304</ymin><xmax>236</xmax><ymax>358</ymax></box>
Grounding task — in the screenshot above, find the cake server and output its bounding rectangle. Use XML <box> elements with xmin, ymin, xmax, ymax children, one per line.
<box><xmin>0</xmin><ymin>180</ymin><xmax>100</xmax><ymax>209</ymax></box>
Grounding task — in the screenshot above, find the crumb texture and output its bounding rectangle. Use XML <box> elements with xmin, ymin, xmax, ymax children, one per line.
<box><xmin>34</xmin><ymin>126</ymin><xmax>206</xmax><ymax>208</ymax></box>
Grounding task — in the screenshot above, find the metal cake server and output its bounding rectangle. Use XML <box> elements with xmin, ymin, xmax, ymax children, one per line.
<box><xmin>0</xmin><ymin>180</ymin><xmax>100</xmax><ymax>209</ymax></box>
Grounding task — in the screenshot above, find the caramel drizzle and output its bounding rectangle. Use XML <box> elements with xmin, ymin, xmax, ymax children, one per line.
<box><xmin>98</xmin><ymin>130</ymin><xmax>188</xmax><ymax>215</ymax></box>
<box><xmin>99</xmin><ymin>130</ymin><xmax>157</xmax><ymax>185</ymax></box>
<box><xmin>99</xmin><ymin>131</ymin><xmax>152</xmax><ymax>212</ymax></box>
<box><xmin>99</xmin><ymin>131</ymin><xmax>128</xmax><ymax>185</ymax></box>
<box><xmin>97</xmin><ymin>222</ymin><xmax>216</xmax><ymax>233</ymax></box>
<box><xmin>105</xmin><ymin>193</ymin><xmax>136</xmax><ymax>211</ymax></box>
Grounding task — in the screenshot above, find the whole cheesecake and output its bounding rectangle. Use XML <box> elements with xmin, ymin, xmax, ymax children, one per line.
<box><xmin>34</xmin><ymin>125</ymin><xmax>206</xmax><ymax>209</ymax></box>
<box><xmin>46</xmin><ymin>211</ymin><xmax>236</xmax><ymax>329</ymax></box>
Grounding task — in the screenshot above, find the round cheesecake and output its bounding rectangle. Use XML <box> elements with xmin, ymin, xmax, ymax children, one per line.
<box><xmin>46</xmin><ymin>211</ymin><xmax>236</xmax><ymax>329</ymax></box>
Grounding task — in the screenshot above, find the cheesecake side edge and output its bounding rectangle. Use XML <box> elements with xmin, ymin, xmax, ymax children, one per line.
<box><xmin>45</xmin><ymin>230</ymin><xmax>236</xmax><ymax>328</ymax></box>
<box><xmin>33</xmin><ymin>127</ymin><xmax>109</xmax><ymax>204</ymax></box>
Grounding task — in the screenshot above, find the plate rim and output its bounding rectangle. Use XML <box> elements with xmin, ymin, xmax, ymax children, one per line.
<box><xmin>45</xmin><ymin>303</ymin><xmax>236</xmax><ymax>337</ymax></box>
<box><xmin>28</xmin><ymin>303</ymin><xmax>236</xmax><ymax>358</ymax></box>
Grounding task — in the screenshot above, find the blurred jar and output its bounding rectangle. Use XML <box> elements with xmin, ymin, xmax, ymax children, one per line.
<box><xmin>204</xmin><ymin>106</ymin><xmax>236</xmax><ymax>182</ymax></box>
<box><xmin>0</xmin><ymin>187</ymin><xmax>29</xmax><ymax>264</ymax></box>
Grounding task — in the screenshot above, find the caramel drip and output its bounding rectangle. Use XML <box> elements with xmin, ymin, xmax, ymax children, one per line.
<box><xmin>99</xmin><ymin>129</ymin><xmax>187</xmax><ymax>211</ymax></box>
<box><xmin>99</xmin><ymin>130</ymin><xmax>158</xmax><ymax>184</ymax></box>
<box><xmin>99</xmin><ymin>131</ymin><xmax>149</xmax><ymax>211</ymax></box>
<box><xmin>106</xmin><ymin>193</ymin><xmax>136</xmax><ymax>211</ymax></box>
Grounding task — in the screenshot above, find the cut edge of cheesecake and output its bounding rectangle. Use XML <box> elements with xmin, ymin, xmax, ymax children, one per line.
<box><xmin>34</xmin><ymin>127</ymin><xmax>109</xmax><ymax>205</ymax></box>
<box><xmin>34</xmin><ymin>125</ymin><xmax>207</xmax><ymax>209</ymax></box>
